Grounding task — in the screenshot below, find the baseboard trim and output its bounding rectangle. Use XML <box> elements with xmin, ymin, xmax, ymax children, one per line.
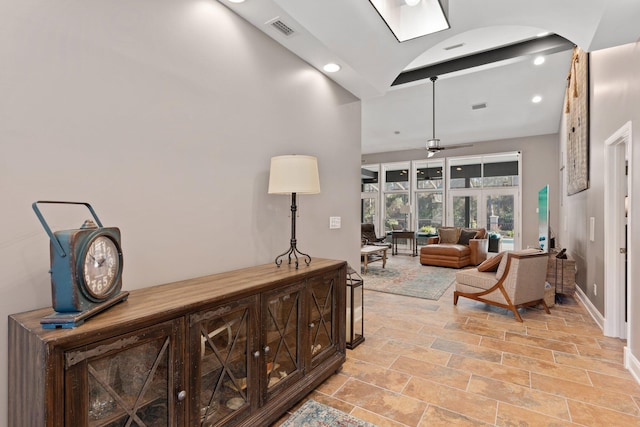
<box><xmin>574</xmin><ymin>286</ymin><xmax>640</xmax><ymax>385</ymax></box>
<box><xmin>573</xmin><ymin>284</ymin><xmax>604</xmax><ymax>331</ymax></box>
<box><xmin>625</xmin><ymin>347</ymin><xmax>640</xmax><ymax>385</ymax></box>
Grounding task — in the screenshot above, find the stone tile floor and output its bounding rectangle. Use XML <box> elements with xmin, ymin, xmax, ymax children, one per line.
<box><xmin>275</xmin><ymin>255</ymin><xmax>640</xmax><ymax>426</ymax></box>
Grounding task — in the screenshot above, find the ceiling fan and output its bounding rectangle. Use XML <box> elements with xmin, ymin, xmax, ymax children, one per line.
<box><xmin>426</xmin><ymin>76</ymin><xmax>473</xmax><ymax>158</ymax></box>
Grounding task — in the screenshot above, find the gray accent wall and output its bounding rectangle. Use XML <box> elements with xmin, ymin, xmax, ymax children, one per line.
<box><xmin>0</xmin><ymin>1</ymin><xmax>361</xmax><ymax>422</ymax></box>
<box><xmin>559</xmin><ymin>41</ymin><xmax>640</xmax><ymax>367</ymax></box>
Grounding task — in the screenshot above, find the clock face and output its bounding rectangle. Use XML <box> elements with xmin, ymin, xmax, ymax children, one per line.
<box><xmin>82</xmin><ymin>235</ymin><xmax>121</xmax><ymax>299</ymax></box>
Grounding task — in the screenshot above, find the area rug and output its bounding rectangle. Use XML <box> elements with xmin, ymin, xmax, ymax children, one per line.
<box><xmin>363</xmin><ymin>259</ymin><xmax>459</xmax><ymax>301</ymax></box>
<box><xmin>281</xmin><ymin>399</ymin><xmax>376</xmax><ymax>427</ymax></box>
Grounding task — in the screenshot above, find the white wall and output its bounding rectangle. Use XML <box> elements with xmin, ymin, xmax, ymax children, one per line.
<box><xmin>362</xmin><ymin>133</ymin><xmax>561</xmax><ymax>250</ymax></box>
<box><xmin>0</xmin><ymin>0</ymin><xmax>361</xmax><ymax>422</ymax></box>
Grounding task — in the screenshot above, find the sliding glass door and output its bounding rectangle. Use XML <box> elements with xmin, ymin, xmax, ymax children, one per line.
<box><xmin>485</xmin><ymin>191</ymin><xmax>517</xmax><ymax>250</ymax></box>
<box><xmin>449</xmin><ymin>192</ymin><xmax>479</xmax><ymax>228</ymax></box>
<box><xmin>447</xmin><ymin>188</ymin><xmax>518</xmax><ymax>249</ymax></box>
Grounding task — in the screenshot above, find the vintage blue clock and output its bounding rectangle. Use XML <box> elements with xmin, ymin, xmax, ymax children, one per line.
<box><xmin>32</xmin><ymin>201</ymin><xmax>129</xmax><ymax>329</ymax></box>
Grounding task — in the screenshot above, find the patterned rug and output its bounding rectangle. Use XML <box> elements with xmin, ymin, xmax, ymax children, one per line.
<box><xmin>362</xmin><ymin>256</ymin><xmax>459</xmax><ymax>300</ymax></box>
<box><xmin>281</xmin><ymin>399</ymin><xmax>376</xmax><ymax>427</ymax></box>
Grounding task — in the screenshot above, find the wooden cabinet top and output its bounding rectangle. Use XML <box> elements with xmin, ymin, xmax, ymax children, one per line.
<box><xmin>9</xmin><ymin>258</ymin><xmax>346</xmax><ymax>347</ymax></box>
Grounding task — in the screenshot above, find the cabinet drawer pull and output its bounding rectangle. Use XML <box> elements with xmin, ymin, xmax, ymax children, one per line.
<box><xmin>177</xmin><ymin>390</ymin><xmax>187</xmax><ymax>401</ymax></box>
<box><xmin>253</xmin><ymin>351</ymin><xmax>260</xmax><ymax>358</ymax></box>
<box><xmin>264</xmin><ymin>345</ymin><xmax>270</xmax><ymax>354</ymax></box>
<box><xmin>308</xmin><ymin>323</ymin><xmax>315</xmax><ymax>329</ymax></box>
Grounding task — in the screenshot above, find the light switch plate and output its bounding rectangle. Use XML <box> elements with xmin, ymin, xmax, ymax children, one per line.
<box><xmin>329</xmin><ymin>216</ymin><xmax>341</xmax><ymax>229</ymax></box>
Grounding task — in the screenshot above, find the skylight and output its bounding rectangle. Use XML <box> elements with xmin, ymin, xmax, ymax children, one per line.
<box><xmin>368</xmin><ymin>0</ymin><xmax>449</xmax><ymax>42</ymax></box>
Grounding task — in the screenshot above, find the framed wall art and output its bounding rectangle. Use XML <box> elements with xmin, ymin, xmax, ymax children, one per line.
<box><xmin>565</xmin><ymin>47</ymin><xmax>590</xmax><ymax>195</ymax></box>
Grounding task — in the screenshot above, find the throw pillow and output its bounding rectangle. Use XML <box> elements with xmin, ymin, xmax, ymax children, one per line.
<box><xmin>495</xmin><ymin>251</ymin><xmax>511</xmax><ymax>279</ymax></box>
<box><xmin>477</xmin><ymin>252</ymin><xmax>504</xmax><ymax>272</ymax></box>
<box><xmin>438</xmin><ymin>227</ymin><xmax>459</xmax><ymax>244</ymax></box>
<box><xmin>457</xmin><ymin>229</ymin><xmax>478</xmax><ymax>245</ymax></box>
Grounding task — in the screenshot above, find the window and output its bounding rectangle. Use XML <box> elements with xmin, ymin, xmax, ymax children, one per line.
<box><xmin>414</xmin><ymin>160</ymin><xmax>443</xmax><ymax>233</ymax></box>
<box><xmin>364</xmin><ymin>152</ymin><xmax>520</xmax><ymax>248</ymax></box>
<box><xmin>383</xmin><ymin>163</ymin><xmax>410</xmax><ymax>231</ymax></box>
<box><xmin>416</xmin><ymin>192</ymin><xmax>443</xmax><ymax>231</ymax></box>
<box><xmin>368</xmin><ymin>0</ymin><xmax>449</xmax><ymax>42</ymax></box>
<box><xmin>361</xmin><ymin>166</ymin><xmax>379</xmax><ymax>193</ymax></box>
<box><xmin>449</xmin><ymin>157</ymin><xmax>482</xmax><ymax>189</ymax></box>
<box><xmin>361</xmin><ymin>165</ymin><xmax>380</xmax><ymax>227</ymax></box>
<box><xmin>483</xmin><ymin>153</ymin><xmax>519</xmax><ymax>187</ymax></box>
<box><xmin>415</xmin><ymin>161</ymin><xmax>443</xmax><ymax>190</ymax></box>
<box><xmin>384</xmin><ymin>163</ymin><xmax>409</xmax><ymax>191</ymax></box>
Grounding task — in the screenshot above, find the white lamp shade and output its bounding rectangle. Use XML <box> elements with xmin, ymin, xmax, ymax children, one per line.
<box><xmin>268</xmin><ymin>155</ymin><xmax>321</xmax><ymax>194</ymax></box>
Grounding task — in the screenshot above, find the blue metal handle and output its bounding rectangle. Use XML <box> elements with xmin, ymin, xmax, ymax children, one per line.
<box><xmin>32</xmin><ymin>201</ymin><xmax>104</xmax><ymax>258</ymax></box>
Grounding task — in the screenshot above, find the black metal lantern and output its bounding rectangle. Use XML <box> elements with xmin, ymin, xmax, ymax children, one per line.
<box><xmin>346</xmin><ymin>265</ymin><xmax>364</xmax><ymax>349</ymax></box>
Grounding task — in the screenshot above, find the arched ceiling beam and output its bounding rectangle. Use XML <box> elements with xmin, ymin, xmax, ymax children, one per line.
<box><xmin>392</xmin><ymin>34</ymin><xmax>574</xmax><ymax>86</ymax></box>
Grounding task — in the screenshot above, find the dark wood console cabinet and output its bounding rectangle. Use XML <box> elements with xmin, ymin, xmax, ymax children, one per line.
<box><xmin>8</xmin><ymin>259</ymin><xmax>346</xmax><ymax>426</ymax></box>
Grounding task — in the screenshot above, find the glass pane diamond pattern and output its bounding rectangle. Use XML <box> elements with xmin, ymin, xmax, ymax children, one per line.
<box><xmin>87</xmin><ymin>338</ymin><xmax>170</xmax><ymax>426</ymax></box>
<box><xmin>199</xmin><ymin>309</ymin><xmax>250</xmax><ymax>426</ymax></box>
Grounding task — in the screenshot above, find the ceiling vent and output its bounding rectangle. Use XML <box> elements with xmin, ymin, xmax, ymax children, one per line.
<box><xmin>443</xmin><ymin>43</ymin><xmax>465</xmax><ymax>51</ymax></box>
<box><xmin>266</xmin><ymin>17</ymin><xmax>296</xmax><ymax>37</ymax></box>
<box><xmin>472</xmin><ymin>102</ymin><xmax>487</xmax><ymax>110</ymax></box>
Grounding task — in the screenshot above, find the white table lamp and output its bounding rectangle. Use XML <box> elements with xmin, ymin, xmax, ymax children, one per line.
<box><xmin>268</xmin><ymin>155</ymin><xmax>320</xmax><ymax>268</ymax></box>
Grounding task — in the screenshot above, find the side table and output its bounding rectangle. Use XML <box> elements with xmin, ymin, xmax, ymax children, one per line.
<box><xmin>392</xmin><ymin>231</ymin><xmax>417</xmax><ymax>256</ymax></box>
<box><xmin>546</xmin><ymin>253</ymin><xmax>576</xmax><ymax>304</ymax></box>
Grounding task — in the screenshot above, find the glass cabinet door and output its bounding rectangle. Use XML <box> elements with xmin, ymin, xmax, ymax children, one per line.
<box><xmin>262</xmin><ymin>283</ymin><xmax>304</xmax><ymax>401</ymax></box>
<box><xmin>308</xmin><ymin>272</ymin><xmax>338</xmax><ymax>368</ymax></box>
<box><xmin>190</xmin><ymin>296</ymin><xmax>258</xmax><ymax>427</ymax></box>
<box><xmin>64</xmin><ymin>319</ymin><xmax>183</xmax><ymax>427</ymax></box>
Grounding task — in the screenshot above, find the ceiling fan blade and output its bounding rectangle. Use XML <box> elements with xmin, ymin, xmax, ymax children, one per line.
<box><xmin>445</xmin><ymin>143</ymin><xmax>474</xmax><ymax>149</ymax></box>
<box><xmin>426</xmin><ymin>142</ymin><xmax>474</xmax><ymax>156</ymax></box>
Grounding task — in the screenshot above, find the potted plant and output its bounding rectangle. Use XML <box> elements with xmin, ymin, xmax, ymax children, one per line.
<box><xmin>420</xmin><ymin>226</ymin><xmax>437</xmax><ymax>236</ymax></box>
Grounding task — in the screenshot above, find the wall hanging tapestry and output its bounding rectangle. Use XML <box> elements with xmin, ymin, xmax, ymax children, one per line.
<box><xmin>566</xmin><ymin>46</ymin><xmax>590</xmax><ymax>195</ymax></box>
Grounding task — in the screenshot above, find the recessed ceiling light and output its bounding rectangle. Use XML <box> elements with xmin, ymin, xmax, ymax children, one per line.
<box><xmin>323</xmin><ymin>63</ymin><xmax>341</xmax><ymax>73</ymax></box>
<box><xmin>533</xmin><ymin>56</ymin><xmax>545</xmax><ymax>66</ymax></box>
<box><xmin>532</xmin><ymin>95</ymin><xmax>542</xmax><ymax>103</ymax></box>
<box><xmin>405</xmin><ymin>0</ymin><xmax>421</xmax><ymax>6</ymax></box>
<box><xmin>228</xmin><ymin>0</ymin><xmax>245</xmax><ymax>3</ymax></box>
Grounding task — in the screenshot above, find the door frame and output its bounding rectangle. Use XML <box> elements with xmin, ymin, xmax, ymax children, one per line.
<box><xmin>604</xmin><ymin>121</ymin><xmax>632</xmax><ymax>338</ymax></box>
<box><xmin>447</xmin><ymin>188</ymin><xmax>520</xmax><ymax>249</ymax></box>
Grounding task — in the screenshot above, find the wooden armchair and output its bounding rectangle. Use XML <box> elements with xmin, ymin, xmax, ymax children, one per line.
<box><xmin>453</xmin><ymin>251</ymin><xmax>550</xmax><ymax>321</ymax></box>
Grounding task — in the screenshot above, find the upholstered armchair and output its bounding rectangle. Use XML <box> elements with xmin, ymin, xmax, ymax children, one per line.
<box><xmin>453</xmin><ymin>250</ymin><xmax>550</xmax><ymax>322</ymax></box>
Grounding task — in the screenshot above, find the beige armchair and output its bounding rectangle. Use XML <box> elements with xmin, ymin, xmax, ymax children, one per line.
<box><xmin>453</xmin><ymin>251</ymin><xmax>550</xmax><ymax>322</ymax></box>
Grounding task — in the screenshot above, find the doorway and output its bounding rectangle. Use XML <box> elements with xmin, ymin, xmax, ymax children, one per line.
<box><xmin>604</xmin><ymin>121</ymin><xmax>632</xmax><ymax>338</ymax></box>
<box><xmin>448</xmin><ymin>189</ymin><xmax>519</xmax><ymax>250</ymax></box>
